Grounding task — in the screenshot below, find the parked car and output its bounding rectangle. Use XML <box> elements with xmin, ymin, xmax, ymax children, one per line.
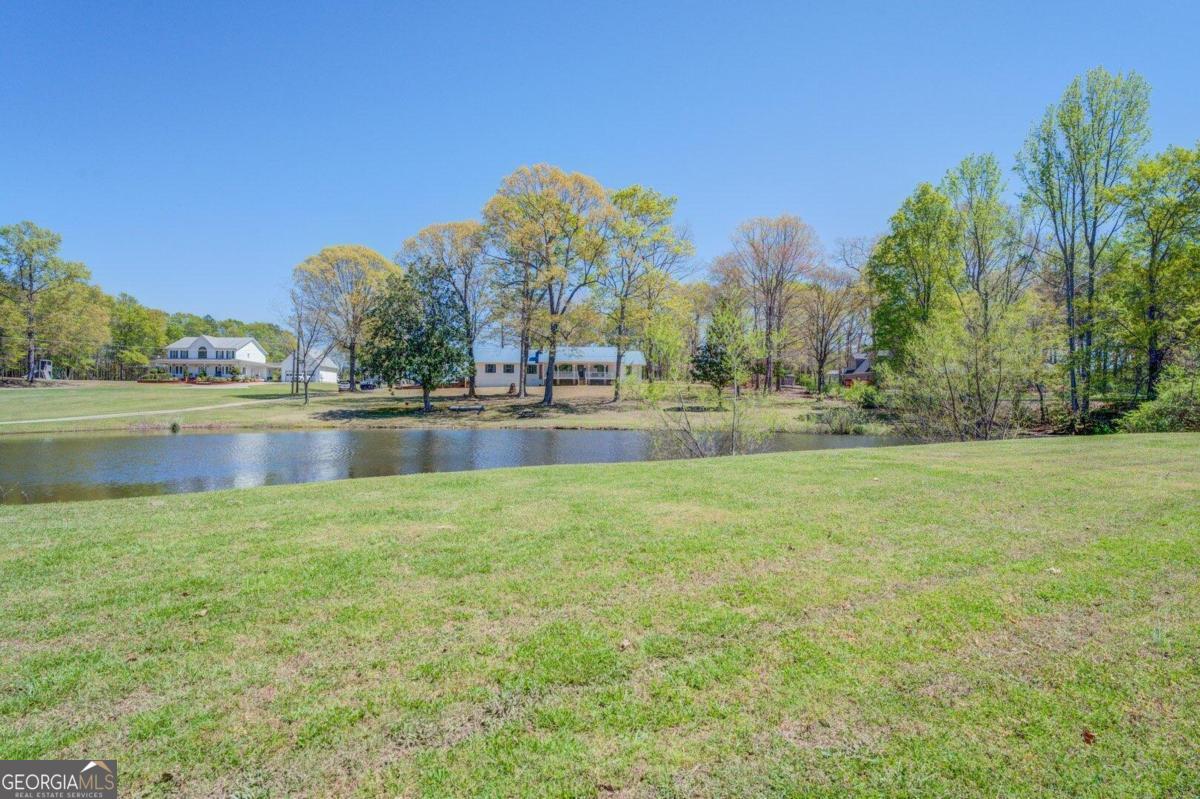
<box><xmin>360</xmin><ymin>380</ymin><xmax>377</xmax><ymax>390</ymax></box>
<box><xmin>337</xmin><ymin>381</ymin><xmax>351</xmax><ymax>391</ymax></box>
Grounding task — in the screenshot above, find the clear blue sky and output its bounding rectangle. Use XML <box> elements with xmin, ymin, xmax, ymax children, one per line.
<box><xmin>3</xmin><ymin>1</ymin><xmax>1198</xmax><ymax>322</ymax></box>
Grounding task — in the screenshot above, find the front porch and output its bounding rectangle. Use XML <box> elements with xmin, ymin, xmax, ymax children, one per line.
<box><xmin>544</xmin><ymin>363</ymin><xmax>630</xmax><ymax>386</ymax></box>
<box><xmin>155</xmin><ymin>359</ymin><xmax>272</xmax><ymax>380</ymax></box>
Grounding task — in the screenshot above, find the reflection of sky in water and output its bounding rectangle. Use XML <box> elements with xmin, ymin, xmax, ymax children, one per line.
<box><xmin>0</xmin><ymin>429</ymin><xmax>906</xmax><ymax>505</ymax></box>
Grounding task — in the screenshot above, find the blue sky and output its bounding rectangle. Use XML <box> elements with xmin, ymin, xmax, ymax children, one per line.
<box><xmin>3</xmin><ymin>1</ymin><xmax>1198</xmax><ymax>322</ymax></box>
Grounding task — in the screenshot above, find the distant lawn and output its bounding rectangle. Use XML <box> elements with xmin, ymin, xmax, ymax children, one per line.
<box><xmin>0</xmin><ymin>434</ymin><xmax>1196</xmax><ymax>796</ymax></box>
<box><xmin>0</xmin><ymin>380</ymin><xmax>859</xmax><ymax>436</ymax></box>
<box><xmin>0</xmin><ymin>381</ymin><xmax>308</xmax><ymax>422</ymax></box>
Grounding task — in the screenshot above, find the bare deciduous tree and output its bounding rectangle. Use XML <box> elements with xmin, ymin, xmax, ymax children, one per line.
<box><xmin>726</xmin><ymin>215</ymin><xmax>820</xmax><ymax>391</ymax></box>
<box><xmin>288</xmin><ymin>286</ymin><xmax>338</xmax><ymax>405</ymax></box>
<box><xmin>795</xmin><ymin>267</ymin><xmax>862</xmax><ymax>393</ymax></box>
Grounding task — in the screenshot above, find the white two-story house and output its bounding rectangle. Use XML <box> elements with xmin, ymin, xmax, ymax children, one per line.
<box><xmin>154</xmin><ymin>335</ymin><xmax>271</xmax><ymax>380</ymax></box>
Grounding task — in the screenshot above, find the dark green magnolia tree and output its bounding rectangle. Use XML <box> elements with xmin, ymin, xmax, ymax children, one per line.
<box><xmin>361</xmin><ymin>273</ymin><xmax>473</xmax><ymax>412</ymax></box>
<box><xmin>690</xmin><ymin>296</ymin><xmax>755</xmax><ymax>407</ymax></box>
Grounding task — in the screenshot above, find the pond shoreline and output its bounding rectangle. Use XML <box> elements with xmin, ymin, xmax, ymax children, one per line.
<box><xmin>0</xmin><ymin>427</ymin><xmax>911</xmax><ymax>504</ymax></box>
<box><xmin>0</xmin><ymin>410</ymin><xmax>896</xmax><ymax>438</ymax></box>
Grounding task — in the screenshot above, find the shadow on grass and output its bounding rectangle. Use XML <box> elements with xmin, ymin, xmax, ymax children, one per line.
<box><xmin>312</xmin><ymin>398</ymin><xmax>431</xmax><ymax>421</ymax></box>
<box><xmin>664</xmin><ymin>404</ymin><xmax>725</xmax><ymax>413</ymax></box>
<box><xmin>308</xmin><ymin>392</ymin><xmax>636</xmax><ymax>422</ymax></box>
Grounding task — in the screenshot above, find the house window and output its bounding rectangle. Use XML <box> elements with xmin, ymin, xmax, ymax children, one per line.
<box><xmin>625</xmin><ymin>365</ymin><xmax>632</xmax><ymax>375</ymax></box>
<box><xmin>592</xmin><ymin>364</ymin><xmax>607</xmax><ymax>374</ymax></box>
<box><xmin>485</xmin><ymin>364</ymin><xmax>497</xmax><ymax>373</ymax></box>
<box><xmin>197</xmin><ymin>346</ymin><xmax>207</xmax><ymax>359</ymax></box>
<box><xmin>503</xmin><ymin>363</ymin><xmax>515</xmax><ymax>374</ymax></box>
<box><xmin>556</xmin><ymin>363</ymin><xmax>573</xmax><ymax>373</ymax></box>
<box><xmin>526</xmin><ymin>364</ymin><xmax>538</xmax><ymax>375</ymax></box>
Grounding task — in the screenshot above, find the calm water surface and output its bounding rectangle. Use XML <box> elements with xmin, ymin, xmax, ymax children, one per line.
<box><xmin>0</xmin><ymin>428</ymin><xmax>907</xmax><ymax>504</ymax></box>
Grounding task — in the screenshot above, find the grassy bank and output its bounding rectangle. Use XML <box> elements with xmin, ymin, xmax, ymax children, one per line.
<box><xmin>0</xmin><ymin>380</ymin><xmax>880</xmax><ymax>436</ymax></box>
<box><xmin>1</xmin><ymin>435</ymin><xmax>1197</xmax><ymax>796</ymax></box>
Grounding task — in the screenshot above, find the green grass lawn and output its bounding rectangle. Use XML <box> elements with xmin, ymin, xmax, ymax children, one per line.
<box><xmin>0</xmin><ymin>381</ymin><xmax>309</xmax><ymax>422</ymax></box>
<box><xmin>1</xmin><ymin>435</ymin><xmax>1198</xmax><ymax>797</ymax></box>
<box><xmin>0</xmin><ymin>380</ymin><xmax>866</xmax><ymax>436</ymax></box>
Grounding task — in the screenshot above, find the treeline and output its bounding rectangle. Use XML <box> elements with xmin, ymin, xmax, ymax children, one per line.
<box><xmin>6</xmin><ymin>67</ymin><xmax>1197</xmax><ymax>435</ymax></box>
<box><xmin>865</xmin><ymin>67</ymin><xmax>1199</xmax><ymax>436</ymax></box>
<box><xmin>286</xmin><ymin>68</ymin><xmax>1196</xmax><ymax>434</ymax></box>
<box><xmin>285</xmin><ymin>174</ymin><xmax>697</xmax><ymax>406</ymax></box>
<box><xmin>0</xmin><ymin>223</ymin><xmax>294</xmax><ymax>379</ymax></box>
<box><xmin>286</xmin><ymin>175</ymin><xmax>862</xmax><ymax>410</ymax></box>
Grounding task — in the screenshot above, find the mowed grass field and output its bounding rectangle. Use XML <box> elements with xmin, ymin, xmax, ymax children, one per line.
<box><xmin>0</xmin><ymin>381</ymin><xmax>309</xmax><ymax>423</ymax></box>
<box><xmin>1</xmin><ymin>435</ymin><xmax>1198</xmax><ymax>797</ymax></box>
<box><xmin>0</xmin><ymin>380</ymin><xmax>848</xmax><ymax>436</ymax></box>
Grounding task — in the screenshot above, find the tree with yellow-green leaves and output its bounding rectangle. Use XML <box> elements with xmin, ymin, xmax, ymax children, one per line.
<box><xmin>601</xmin><ymin>185</ymin><xmax>693</xmax><ymax>400</ymax></box>
<box><xmin>0</xmin><ymin>221</ymin><xmax>90</xmax><ymax>382</ymax></box>
<box><xmin>292</xmin><ymin>245</ymin><xmax>397</xmax><ymax>391</ymax></box>
<box><xmin>484</xmin><ymin>165</ymin><xmax>614</xmax><ymax>406</ymax></box>
<box><xmin>109</xmin><ymin>293</ymin><xmax>167</xmax><ymax>375</ymax></box>
<box><xmin>1106</xmin><ymin>143</ymin><xmax>1200</xmax><ymax>398</ymax></box>
<box><xmin>865</xmin><ymin>183</ymin><xmax>960</xmax><ymax>370</ymax></box>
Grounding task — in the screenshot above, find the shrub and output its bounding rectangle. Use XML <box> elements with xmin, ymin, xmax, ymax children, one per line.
<box><xmin>1119</xmin><ymin>370</ymin><xmax>1200</xmax><ymax>432</ymax></box>
<box><xmin>819</xmin><ymin>406</ymin><xmax>869</xmax><ymax>435</ymax></box>
<box><xmin>842</xmin><ymin>381</ymin><xmax>881</xmax><ymax>409</ymax></box>
<box><xmin>793</xmin><ymin>373</ymin><xmax>818</xmax><ymax>393</ymax></box>
<box><xmin>138</xmin><ymin>371</ymin><xmax>177</xmax><ymax>383</ymax></box>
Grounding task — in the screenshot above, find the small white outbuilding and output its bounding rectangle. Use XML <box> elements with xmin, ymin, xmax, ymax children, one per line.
<box><xmin>281</xmin><ymin>352</ymin><xmax>341</xmax><ymax>384</ymax></box>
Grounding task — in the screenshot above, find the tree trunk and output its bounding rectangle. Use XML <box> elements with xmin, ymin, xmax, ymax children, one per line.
<box><xmin>25</xmin><ymin>303</ymin><xmax>36</xmax><ymax>383</ymax></box>
<box><xmin>518</xmin><ymin>333</ymin><xmax>529</xmax><ymax>398</ymax></box>
<box><xmin>422</xmin><ymin>385</ymin><xmax>432</xmax><ymax>413</ymax></box>
<box><xmin>348</xmin><ymin>340</ymin><xmax>358</xmax><ymax>391</ymax></box>
<box><xmin>466</xmin><ymin>342</ymin><xmax>477</xmax><ymax>398</ymax></box>
<box><xmin>613</xmin><ymin>346</ymin><xmax>624</xmax><ymax>402</ymax></box>
<box><xmin>1147</xmin><ymin>332</ymin><xmax>1164</xmax><ymax>399</ymax></box>
<box><xmin>542</xmin><ymin>323</ymin><xmax>558</xmax><ymax>406</ymax></box>
<box><xmin>763</xmin><ymin>325</ymin><xmax>774</xmax><ymax>394</ymax></box>
<box><xmin>1146</xmin><ymin>252</ymin><xmax>1162</xmax><ymax>399</ymax></box>
<box><xmin>1064</xmin><ymin>268</ymin><xmax>1079</xmax><ymax>415</ymax></box>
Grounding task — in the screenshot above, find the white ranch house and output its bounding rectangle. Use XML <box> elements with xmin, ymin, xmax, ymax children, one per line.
<box><xmin>472</xmin><ymin>345</ymin><xmax>645</xmax><ymax>388</ymax></box>
<box><xmin>281</xmin><ymin>351</ymin><xmax>341</xmax><ymax>384</ymax></box>
<box><xmin>154</xmin><ymin>335</ymin><xmax>271</xmax><ymax>379</ymax></box>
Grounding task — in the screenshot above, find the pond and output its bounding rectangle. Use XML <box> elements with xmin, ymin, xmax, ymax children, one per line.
<box><xmin>0</xmin><ymin>428</ymin><xmax>909</xmax><ymax>504</ymax></box>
